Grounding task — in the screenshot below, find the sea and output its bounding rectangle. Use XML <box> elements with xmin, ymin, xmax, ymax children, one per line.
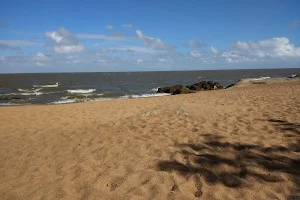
<box><xmin>0</xmin><ymin>68</ymin><xmax>299</xmax><ymax>105</ymax></box>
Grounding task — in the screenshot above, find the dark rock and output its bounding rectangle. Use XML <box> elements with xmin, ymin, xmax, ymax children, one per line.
<box><xmin>157</xmin><ymin>80</ymin><xmax>223</xmax><ymax>95</ymax></box>
<box><xmin>193</xmin><ymin>81</ymin><xmax>214</xmax><ymax>90</ymax></box>
<box><xmin>187</xmin><ymin>84</ymin><xmax>201</xmax><ymax>91</ymax></box>
<box><xmin>157</xmin><ymin>85</ymin><xmax>185</xmax><ymax>94</ymax></box>
<box><xmin>225</xmin><ymin>83</ymin><xmax>236</xmax><ymax>89</ymax></box>
<box><xmin>157</xmin><ymin>88</ymin><xmax>164</xmax><ymax>93</ymax></box>
<box><xmin>194</xmin><ymin>81</ymin><xmax>207</xmax><ymax>88</ymax></box>
<box><xmin>186</xmin><ymin>85</ymin><xmax>193</xmax><ymax>89</ymax></box>
<box><xmin>172</xmin><ymin>86</ymin><xmax>194</xmax><ymax>95</ymax></box>
<box><xmin>204</xmin><ymin>82</ymin><xmax>212</xmax><ymax>90</ymax></box>
<box><xmin>167</xmin><ymin>85</ymin><xmax>181</xmax><ymax>94</ymax></box>
<box><xmin>207</xmin><ymin>81</ymin><xmax>214</xmax><ymax>87</ymax></box>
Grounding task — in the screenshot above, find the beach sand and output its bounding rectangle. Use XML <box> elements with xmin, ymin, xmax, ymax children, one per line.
<box><xmin>1</xmin><ymin>81</ymin><xmax>300</xmax><ymax>200</ymax></box>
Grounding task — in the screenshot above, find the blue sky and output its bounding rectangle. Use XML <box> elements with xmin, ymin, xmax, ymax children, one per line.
<box><xmin>0</xmin><ymin>0</ymin><xmax>300</xmax><ymax>73</ymax></box>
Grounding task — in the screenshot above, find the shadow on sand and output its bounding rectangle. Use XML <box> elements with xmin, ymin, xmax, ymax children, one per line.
<box><xmin>157</xmin><ymin>119</ymin><xmax>300</xmax><ymax>199</ymax></box>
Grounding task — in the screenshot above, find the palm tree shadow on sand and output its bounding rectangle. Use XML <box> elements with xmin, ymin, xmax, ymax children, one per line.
<box><xmin>157</xmin><ymin>119</ymin><xmax>300</xmax><ymax>199</ymax></box>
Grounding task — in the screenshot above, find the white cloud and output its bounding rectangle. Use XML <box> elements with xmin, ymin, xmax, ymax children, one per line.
<box><xmin>221</xmin><ymin>51</ymin><xmax>243</xmax><ymax>63</ymax></box>
<box><xmin>45</xmin><ymin>27</ymin><xmax>85</xmax><ymax>54</ymax></box>
<box><xmin>97</xmin><ymin>46</ymin><xmax>155</xmax><ymax>54</ymax></box>
<box><xmin>235</xmin><ymin>41</ymin><xmax>249</xmax><ymax>50</ymax></box>
<box><xmin>114</xmin><ymin>46</ymin><xmax>156</xmax><ymax>53</ymax></box>
<box><xmin>208</xmin><ymin>37</ymin><xmax>300</xmax><ymax>64</ymax></box>
<box><xmin>105</xmin><ymin>25</ymin><xmax>113</xmax><ymax>29</ymax></box>
<box><xmin>94</xmin><ymin>53</ymin><xmax>120</xmax><ymax>65</ymax></box>
<box><xmin>45</xmin><ymin>31</ymin><xmax>63</xmax><ymax>43</ymax></box>
<box><xmin>234</xmin><ymin>37</ymin><xmax>300</xmax><ymax>59</ymax></box>
<box><xmin>33</xmin><ymin>53</ymin><xmax>51</xmax><ymax>62</ymax></box>
<box><xmin>136</xmin><ymin>30</ymin><xmax>175</xmax><ymax>51</ymax></box>
<box><xmin>211</xmin><ymin>46</ymin><xmax>219</xmax><ymax>54</ymax></box>
<box><xmin>96</xmin><ymin>59</ymin><xmax>107</xmax><ymax>64</ymax></box>
<box><xmin>156</xmin><ymin>57</ymin><xmax>174</xmax><ymax>66</ymax></box>
<box><xmin>122</xmin><ymin>24</ymin><xmax>133</xmax><ymax>28</ymax></box>
<box><xmin>189</xmin><ymin>40</ymin><xmax>204</xmax><ymax>48</ymax></box>
<box><xmin>190</xmin><ymin>50</ymin><xmax>202</xmax><ymax>57</ymax></box>
<box><xmin>32</xmin><ymin>53</ymin><xmax>51</xmax><ymax>66</ymax></box>
<box><xmin>76</xmin><ymin>33</ymin><xmax>133</xmax><ymax>41</ymax></box>
<box><xmin>35</xmin><ymin>62</ymin><xmax>45</xmax><ymax>66</ymax></box>
<box><xmin>137</xmin><ymin>58</ymin><xmax>143</xmax><ymax>64</ymax></box>
<box><xmin>52</xmin><ymin>45</ymin><xmax>84</xmax><ymax>54</ymax></box>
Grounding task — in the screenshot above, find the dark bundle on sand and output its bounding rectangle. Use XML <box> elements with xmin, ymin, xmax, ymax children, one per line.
<box><xmin>287</xmin><ymin>74</ymin><xmax>300</xmax><ymax>78</ymax></box>
<box><xmin>157</xmin><ymin>81</ymin><xmax>223</xmax><ymax>95</ymax></box>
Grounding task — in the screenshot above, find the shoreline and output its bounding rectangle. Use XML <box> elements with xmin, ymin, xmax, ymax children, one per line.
<box><xmin>1</xmin><ymin>76</ymin><xmax>299</xmax><ymax>107</ymax></box>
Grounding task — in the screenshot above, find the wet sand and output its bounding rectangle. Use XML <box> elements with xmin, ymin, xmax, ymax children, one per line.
<box><xmin>1</xmin><ymin>81</ymin><xmax>300</xmax><ymax>200</ymax></box>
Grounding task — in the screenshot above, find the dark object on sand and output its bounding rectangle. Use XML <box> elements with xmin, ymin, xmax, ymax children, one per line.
<box><xmin>287</xmin><ymin>74</ymin><xmax>299</xmax><ymax>78</ymax></box>
<box><xmin>158</xmin><ymin>85</ymin><xmax>194</xmax><ymax>95</ymax></box>
<box><xmin>157</xmin><ymin>81</ymin><xmax>223</xmax><ymax>95</ymax></box>
<box><xmin>225</xmin><ymin>83</ymin><xmax>236</xmax><ymax>89</ymax></box>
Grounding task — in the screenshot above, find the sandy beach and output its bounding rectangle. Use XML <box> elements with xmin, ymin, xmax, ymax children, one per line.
<box><xmin>1</xmin><ymin>81</ymin><xmax>300</xmax><ymax>200</ymax></box>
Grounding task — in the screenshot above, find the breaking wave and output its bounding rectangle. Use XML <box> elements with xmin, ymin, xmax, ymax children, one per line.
<box><xmin>67</xmin><ymin>89</ymin><xmax>96</xmax><ymax>94</ymax></box>
<box><xmin>120</xmin><ymin>93</ymin><xmax>171</xmax><ymax>99</ymax></box>
<box><xmin>150</xmin><ymin>87</ymin><xmax>159</xmax><ymax>92</ymax></box>
<box><xmin>32</xmin><ymin>84</ymin><xmax>59</xmax><ymax>88</ymax></box>
<box><xmin>18</xmin><ymin>88</ymin><xmax>42</xmax><ymax>92</ymax></box>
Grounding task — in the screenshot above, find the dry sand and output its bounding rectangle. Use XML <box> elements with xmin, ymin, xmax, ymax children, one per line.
<box><xmin>1</xmin><ymin>81</ymin><xmax>300</xmax><ymax>200</ymax></box>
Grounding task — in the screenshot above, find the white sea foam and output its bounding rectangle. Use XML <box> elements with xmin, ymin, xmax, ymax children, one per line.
<box><xmin>51</xmin><ymin>99</ymin><xmax>79</xmax><ymax>104</ymax></box>
<box><xmin>60</xmin><ymin>93</ymin><xmax>104</xmax><ymax>100</ymax></box>
<box><xmin>133</xmin><ymin>93</ymin><xmax>171</xmax><ymax>98</ymax></box>
<box><xmin>67</xmin><ymin>89</ymin><xmax>96</xmax><ymax>94</ymax></box>
<box><xmin>32</xmin><ymin>84</ymin><xmax>59</xmax><ymax>88</ymax></box>
<box><xmin>18</xmin><ymin>88</ymin><xmax>42</xmax><ymax>92</ymax></box>
<box><xmin>0</xmin><ymin>103</ymin><xmax>21</xmax><ymax>106</ymax></box>
<box><xmin>6</xmin><ymin>92</ymin><xmax>43</xmax><ymax>96</ymax></box>
<box><xmin>19</xmin><ymin>92</ymin><xmax>43</xmax><ymax>96</ymax></box>
<box><xmin>150</xmin><ymin>87</ymin><xmax>159</xmax><ymax>92</ymax></box>
<box><xmin>120</xmin><ymin>93</ymin><xmax>171</xmax><ymax>99</ymax></box>
<box><xmin>51</xmin><ymin>93</ymin><xmax>169</xmax><ymax>104</ymax></box>
<box><xmin>251</xmin><ymin>76</ymin><xmax>271</xmax><ymax>81</ymax></box>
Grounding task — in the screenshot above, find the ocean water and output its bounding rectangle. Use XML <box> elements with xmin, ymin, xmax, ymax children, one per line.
<box><xmin>0</xmin><ymin>68</ymin><xmax>299</xmax><ymax>105</ymax></box>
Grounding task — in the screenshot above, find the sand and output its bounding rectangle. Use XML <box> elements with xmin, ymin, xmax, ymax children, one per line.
<box><xmin>1</xmin><ymin>81</ymin><xmax>300</xmax><ymax>200</ymax></box>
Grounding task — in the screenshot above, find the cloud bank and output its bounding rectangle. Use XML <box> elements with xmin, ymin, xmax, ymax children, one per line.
<box><xmin>45</xmin><ymin>27</ymin><xmax>85</xmax><ymax>54</ymax></box>
<box><xmin>1</xmin><ymin>26</ymin><xmax>300</xmax><ymax>72</ymax></box>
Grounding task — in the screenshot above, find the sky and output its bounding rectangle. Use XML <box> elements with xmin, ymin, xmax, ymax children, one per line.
<box><xmin>0</xmin><ymin>0</ymin><xmax>300</xmax><ymax>73</ymax></box>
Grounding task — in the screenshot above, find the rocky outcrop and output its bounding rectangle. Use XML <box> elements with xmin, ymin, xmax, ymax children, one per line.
<box><xmin>173</xmin><ymin>85</ymin><xmax>196</xmax><ymax>95</ymax></box>
<box><xmin>157</xmin><ymin>81</ymin><xmax>223</xmax><ymax>95</ymax></box>
<box><xmin>157</xmin><ymin>85</ymin><xmax>195</xmax><ymax>95</ymax></box>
